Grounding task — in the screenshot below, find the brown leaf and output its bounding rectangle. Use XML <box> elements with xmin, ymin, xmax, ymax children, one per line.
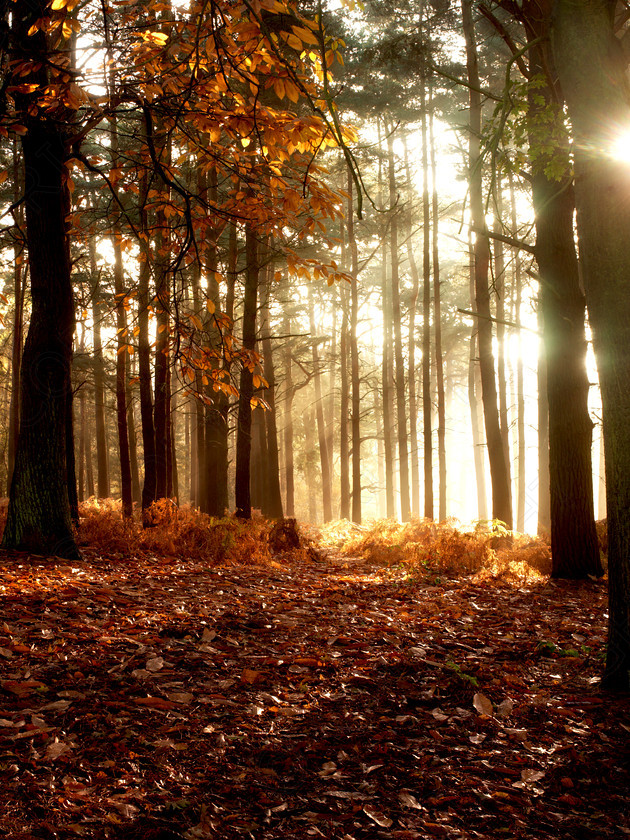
<box><xmin>132</xmin><ymin>696</ymin><xmax>176</xmax><ymax>710</ymax></box>
<box><xmin>363</xmin><ymin>805</ymin><xmax>393</xmax><ymax>827</ymax></box>
<box><xmin>473</xmin><ymin>692</ymin><xmax>493</xmax><ymax>716</ymax></box>
<box><xmin>240</xmin><ymin>668</ymin><xmax>264</xmax><ymax>685</ymax></box>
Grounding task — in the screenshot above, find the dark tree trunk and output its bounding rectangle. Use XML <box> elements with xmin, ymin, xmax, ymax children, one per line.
<box><xmin>282</xmin><ymin>310</ymin><xmax>295</xmax><ymax>517</ymax></box>
<box><xmin>462</xmin><ymin>0</ymin><xmax>512</xmax><ymax>528</ymax></box>
<box><xmin>2</xmin><ymin>4</ymin><xmax>79</xmax><ymax>558</ymax></box>
<box><xmin>7</xmin><ymin>139</ymin><xmax>24</xmax><ymax>495</ymax></box>
<box><xmin>203</xmin><ymin>168</ymin><xmax>229</xmax><ymax>517</ymax></box>
<box><xmin>346</xmin><ymin>171</ymin><xmax>362</xmax><ymax>524</ymax></box>
<box><xmin>308</xmin><ymin>284</ymin><xmax>333</xmax><ymax>522</ymax></box>
<box><xmin>553</xmin><ymin>5</ymin><xmax>629</xmax><ymax>685</ymax></box>
<box><xmin>386</xmin><ymin>127</ymin><xmax>411</xmax><ymax>521</ymax></box>
<box><xmin>523</xmin><ymin>14</ymin><xmax>601</xmax><ymax>576</ymax></box>
<box><xmin>430</xmin><ymin>98</ymin><xmax>447</xmax><ymax>521</ymax></box>
<box><xmin>137</xmin><ymin>184</ymin><xmax>157</xmax><ymax>519</ymax></box>
<box><xmin>260</xmin><ymin>265</ymin><xmax>283</xmax><ymax>519</ymax></box>
<box><xmin>235</xmin><ymin>225</ymin><xmax>259</xmax><ymax>519</ymax></box>
<box><xmin>90</xmin><ymin>236</ymin><xmax>109</xmax><ymax>499</ymax></box>
<box><xmin>420</xmin><ymin>76</ymin><xmax>434</xmax><ymax>521</ymax></box>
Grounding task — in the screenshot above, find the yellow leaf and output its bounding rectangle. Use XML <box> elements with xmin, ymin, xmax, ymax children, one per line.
<box><xmin>286</xmin><ymin>33</ymin><xmax>302</xmax><ymax>50</ymax></box>
<box><xmin>273</xmin><ymin>78</ymin><xmax>285</xmax><ymax>100</ymax></box>
<box><xmin>292</xmin><ymin>25</ymin><xmax>319</xmax><ymax>46</ymax></box>
<box><xmin>284</xmin><ymin>81</ymin><xmax>300</xmax><ymax>103</ymax></box>
<box><xmin>206</xmin><ymin>299</ymin><xmax>216</xmax><ymax>315</ymax></box>
<box><xmin>51</xmin><ymin>0</ymin><xmax>68</xmax><ymax>9</ymax></box>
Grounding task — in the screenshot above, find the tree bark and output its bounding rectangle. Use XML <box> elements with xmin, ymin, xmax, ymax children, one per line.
<box><xmin>386</xmin><ymin>127</ymin><xmax>411</xmax><ymax>521</ymax></box>
<box><xmin>89</xmin><ymin>237</ymin><xmax>109</xmax><ymax>499</ymax></box>
<box><xmin>430</xmin><ymin>97</ymin><xmax>447</xmax><ymax>521</ymax></box>
<box><xmin>346</xmin><ymin>170</ymin><xmax>362</xmax><ymax>524</ymax></box>
<box><xmin>420</xmin><ymin>78</ymin><xmax>434</xmax><ymax>521</ymax></box>
<box><xmin>2</xmin><ymin>1</ymin><xmax>79</xmax><ymax>558</ymax></box>
<box><xmin>137</xmin><ymin>173</ymin><xmax>157</xmax><ymax>519</ymax></box>
<box><xmin>7</xmin><ymin>139</ymin><xmax>24</xmax><ymax>495</ymax></box>
<box><xmin>235</xmin><ymin>225</ymin><xmax>259</xmax><ymax>519</ymax></box>
<box><xmin>553</xmin><ymin>0</ymin><xmax>628</xmax><ymax>687</ymax></box>
<box><xmin>308</xmin><ymin>284</ymin><xmax>333</xmax><ymax>522</ymax></box>
<box><xmin>462</xmin><ymin>0</ymin><xmax>512</xmax><ymax>528</ymax></box>
<box><xmin>523</xmin><ymin>12</ymin><xmax>600</xmax><ymax>575</ymax></box>
<box><xmin>260</xmin><ymin>261</ymin><xmax>284</xmax><ymax>519</ymax></box>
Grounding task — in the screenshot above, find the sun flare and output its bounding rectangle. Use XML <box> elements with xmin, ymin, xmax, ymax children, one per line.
<box><xmin>609</xmin><ymin>128</ymin><xmax>630</xmax><ymax>162</ymax></box>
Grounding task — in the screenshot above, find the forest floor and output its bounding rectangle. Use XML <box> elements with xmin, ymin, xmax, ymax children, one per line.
<box><xmin>0</xmin><ymin>510</ymin><xmax>628</xmax><ymax>840</ymax></box>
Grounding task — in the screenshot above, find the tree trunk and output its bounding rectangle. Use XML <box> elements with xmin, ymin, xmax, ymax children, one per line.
<box><xmin>420</xmin><ymin>79</ymin><xmax>434</xmax><ymax>521</ymax></box>
<box><xmin>468</xmin><ymin>238</ymin><xmax>488</xmax><ymax>522</ymax></box>
<box><xmin>2</xmin><ymin>2</ymin><xmax>79</xmax><ymax>558</ymax></box>
<box><xmin>346</xmin><ymin>170</ymin><xmax>362</xmax><ymax>524</ymax></box>
<box><xmin>308</xmin><ymin>284</ymin><xmax>333</xmax><ymax>522</ymax></box>
<box><xmin>260</xmin><ymin>262</ymin><xmax>283</xmax><ymax>519</ymax></box>
<box><xmin>282</xmin><ymin>309</ymin><xmax>295</xmax><ymax>516</ymax></box>
<box><xmin>89</xmin><ymin>237</ymin><xmax>109</xmax><ymax>500</ymax></box>
<box><xmin>7</xmin><ymin>139</ymin><xmax>24</xmax><ymax>495</ymax></box>
<box><xmin>137</xmin><ymin>175</ymin><xmax>157</xmax><ymax>519</ymax></box>
<box><xmin>386</xmin><ymin>127</ymin><xmax>411</xmax><ymax>521</ymax></box>
<box><xmin>339</xmin><ymin>223</ymin><xmax>351</xmax><ymax>519</ymax></box>
<box><xmin>403</xmin><ymin>137</ymin><xmax>421</xmax><ymax>517</ymax></box>
<box><xmin>462</xmin><ymin>0</ymin><xmax>512</xmax><ymax>528</ymax></box>
<box><xmin>235</xmin><ymin>225</ymin><xmax>259</xmax><ymax>519</ymax></box>
<box><xmin>553</xmin><ymin>0</ymin><xmax>627</xmax><ymax>687</ymax></box>
<box><xmin>507</xmin><ymin>174</ymin><xmax>526</xmax><ymax>533</ymax></box>
<box><xmin>524</xmin><ymin>19</ymin><xmax>600</xmax><ymax>575</ymax></box>
<box><xmin>430</xmin><ymin>97</ymin><xmax>447</xmax><ymax>521</ymax></box>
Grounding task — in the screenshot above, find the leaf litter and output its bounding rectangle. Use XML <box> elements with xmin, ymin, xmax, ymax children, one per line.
<box><xmin>0</xmin><ymin>515</ymin><xmax>628</xmax><ymax>839</ymax></box>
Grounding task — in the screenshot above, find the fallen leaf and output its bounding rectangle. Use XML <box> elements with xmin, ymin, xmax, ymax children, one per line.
<box><xmin>473</xmin><ymin>692</ymin><xmax>493</xmax><ymax>716</ymax></box>
<box><xmin>240</xmin><ymin>668</ymin><xmax>264</xmax><ymax>685</ymax></box>
<box><xmin>363</xmin><ymin>805</ymin><xmax>393</xmax><ymax>828</ymax></box>
<box><xmin>146</xmin><ymin>656</ymin><xmax>164</xmax><ymax>672</ymax></box>
<box><xmin>132</xmin><ymin>696</ymin><xmax>176</xmax><ymax>711</ymax></box>
<box><xmin>1</xmin><ymin>679</ymin><xmax>45</xmax><ymax>696</ymax></box>
<box><xmin>399</xmin><ymin>791</ymin><xmax>422</xmax><ymax>809</ymax></box>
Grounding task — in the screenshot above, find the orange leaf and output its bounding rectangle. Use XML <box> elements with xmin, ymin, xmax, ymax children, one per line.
<box><xmin>133</xmin><ymin>696</ymin><xmax>176</xmax><ymax>710</ymax></box>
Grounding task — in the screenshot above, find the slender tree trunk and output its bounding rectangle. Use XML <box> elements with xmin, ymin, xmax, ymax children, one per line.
<box><xmin>308</xmin><ymin>284</ymin><xmax>333</xmax><ymax>522</ymax></box>
<box><xmin>137</xmin><ymin>174</ymin><xmax>157</xmax><ymax>519</ymax></box>
<box><xmin>304</xmin><ymin>407</ymin><xmax>318</xmax><ymax>523</ymax></box>
<box><xmin>339</xmin><ymin>226</ymin><xmax>351</xmax><ymax>519</ymax></box>
<box><xmin>283</xmin><ymin>309</ymin><xmax>295</xmax><ymax>517</ymax></box>
<box><xmin>90</xmin><ymin>238</ymin><xmax>109</xmax><ymax>500</ymax></box>
<box><xmin>537</xmin><ymin>287</ymin><xmax>551</xmax><ymax>534</ymax></box>
<box><xmin>493</xmin><ymin>179</ymin><xmax>511</xmax><ymax>479</ymax></box>
<box><xmin>346</xmin><ymin>171</ymin><xmax>362</xmax><ymax>524</ymax></box>
<box><xmin>260</xmin><ymin>261</ymin><xmax>283</xmax><ymax>519</ymax></box>
<box><xmin>462</xmin><ymin>0</ymin><xmax>512</xmax><ymax>528</ymax></box>
<box><xmin>382</xmin><ymin>242</ymin><xmax>395</xmax><ymax>518</ymax></box>
<box><xmin>420</xmin><ymin>82</ymin><xmax>433</xmax><ymax>521</ymax></box>
<box><xmin>403</xmin><ymin>138</ymin><xmax>421</xmax><ymax>516</ymax></box>
<box><xmin>468</xmin><ymin>238</ymin><xmax>488</xmax><ymax>521</ymax></box>
<box><xmin>508</xmin><ymin>175</ymin><xmax>526</xmax><ymax>532</ymax></box>
<box><xmin>127</xmin><ymin>357</ymin><xmax>141</xmax><ymax>506</ymax></box>
<box><xmin>203</xmin><ymin>168</ymin><xmax>229</xmax><ymax>516</ymax></box>
<box><xmin>235</xmin><ymin>224</ymin><xmax>259</xmax><ymax>519</ymax></box>
<box><xmin>430</xmin><ymin>98</ymin><xmax>447</xmax><ymax>521</ymax></box>
<box><xmin>386</xmin><ymin>126</ymin><xmax>411</xmax><ymax>521</ymax></box>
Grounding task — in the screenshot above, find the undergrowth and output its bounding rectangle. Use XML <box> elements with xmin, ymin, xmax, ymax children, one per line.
<box><xmin>320</xmin><ymin>517</ymin><xmax>553</xmax><ymax>580</ymax></box>
<box><xmin>77</xmin><ymin>499</ymin><xmax>278</xmax><ymax>566</ymax></box>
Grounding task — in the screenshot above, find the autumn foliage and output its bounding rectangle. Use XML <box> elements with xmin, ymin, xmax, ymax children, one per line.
<box><xmin>320</xmin><ymin>517</ymin><xmax>553</xmax><ymax>579</ymax></box>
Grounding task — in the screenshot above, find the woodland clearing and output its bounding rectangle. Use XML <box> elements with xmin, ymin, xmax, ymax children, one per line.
<box><xmin>0</xmin><ymin>507</ymin><xmax>628</xmax><ymax>840</ymax></box>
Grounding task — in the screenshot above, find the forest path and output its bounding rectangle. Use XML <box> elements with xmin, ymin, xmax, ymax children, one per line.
<box><xmin>0</xmin><ymin>545</ymin><xmax>628</xmax><ymax>839</ymax></box>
